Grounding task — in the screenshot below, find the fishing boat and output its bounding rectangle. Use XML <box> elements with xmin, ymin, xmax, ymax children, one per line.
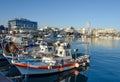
<box><xmin>2</xmin><ymin>40</ymin><xmax>90</xmax><ymax>75</ymax></box>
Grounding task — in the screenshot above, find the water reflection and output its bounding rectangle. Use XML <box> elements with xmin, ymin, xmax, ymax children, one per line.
<box><xmin>77</xmin><ymin>38</ymin><xmax>119</xmax><ymax>49</ymax></box>
<box><xmin>64</xmin><ymin>37</ymin><xmax>119</xmax><ymax>49</ymax></box>
<box><xmin>91</xmin><ymin>38</ymin><xmax>119</xmax><ymax>48</ymax></box>
<box><xmin>10</xmin><ymin>66</ymin><xmax>89</xmax><ymax>82</ymax></box>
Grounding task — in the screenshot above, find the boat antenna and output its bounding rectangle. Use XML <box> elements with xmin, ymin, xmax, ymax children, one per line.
<box><xmin>85</xmin><ymin>42</ymin><xmax>89</xmax><ymax>55</ymax></box>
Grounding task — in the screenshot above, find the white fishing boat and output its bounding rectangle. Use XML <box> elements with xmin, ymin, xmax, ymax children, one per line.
<box><xmin>3</xmin><ymin>40</ymin><xmax>90</xmax><ymax>75</ymax></box>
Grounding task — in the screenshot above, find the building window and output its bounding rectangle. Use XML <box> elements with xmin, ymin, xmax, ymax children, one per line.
<box><xmin>55</xmin><ymin>50</ymin><xmax>58</xmax><ymax>54</ymax></box>
<box><xmin>60</xmin><ymin>51</ymin><xmax>62</xmax><ymax>54</ymax></box>
<box><xmin>48</xmin><ymin>47</ymin><xmax>52</xmax><ymax>51</ymax></box>
<box><xmin>8</xmin><ymin>18</ymin><xmax>37</xmax><ymax>30</ymax></box>
<box><xmin>66</xmin><ymin>51</ymin><xmax>70</xmax><ymax>56</ymax></box>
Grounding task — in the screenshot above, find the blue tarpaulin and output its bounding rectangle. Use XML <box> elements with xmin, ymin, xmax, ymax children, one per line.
<box><xmin>0</xmin><ymin>26</ymin><xmax>5</xmax><ymax>30</ymax></box>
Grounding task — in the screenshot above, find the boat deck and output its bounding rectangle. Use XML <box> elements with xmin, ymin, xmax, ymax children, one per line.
<box><xmin>0</xmin><ymin>73</ymin><xmax>12</xmax><ymax>82</ymax></box>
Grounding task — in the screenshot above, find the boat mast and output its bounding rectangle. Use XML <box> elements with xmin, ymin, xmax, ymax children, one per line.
<box><xmin>85</xmin><ymin>42</ymin><xmax>89</xmax><ymax>55</ymax></box>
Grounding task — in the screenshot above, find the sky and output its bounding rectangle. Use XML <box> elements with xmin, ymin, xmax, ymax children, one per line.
<box><xmin>0</xmin><ymin>0</ymin><xmax>120</xmax><ymax>29</ymax></box>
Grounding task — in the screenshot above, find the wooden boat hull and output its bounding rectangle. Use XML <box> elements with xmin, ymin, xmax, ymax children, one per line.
<box><xmin>13</xmin><ymin>59</ymin><xmax>89</xmax><ymax>75</ymax></box>
<box><xmin>15</xmin><ymin>65</ymin><xmax>74</xmax><ymax>75</ymax></box>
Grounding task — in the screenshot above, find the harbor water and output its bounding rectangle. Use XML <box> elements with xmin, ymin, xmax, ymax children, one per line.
<box><xmin>1</xmin><ymin>38</ymin><xmax>120</xmax><ymax>82</ymax></box>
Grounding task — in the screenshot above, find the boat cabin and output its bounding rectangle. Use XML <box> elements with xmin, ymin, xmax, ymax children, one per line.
<box><xmin>39</xmin><ymin>41</ymin><xmax>54</xmax><ymax>54</ymax></box>
<box><xmin>54</xmin><ymin>41</ymin><xmax>72</xmax><ymax>60</ymax></box>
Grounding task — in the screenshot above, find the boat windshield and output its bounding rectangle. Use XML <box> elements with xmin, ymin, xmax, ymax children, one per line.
<box><xmin>17</xmin><ymin>59</ymin><xmax>41</xmax><ymax>63</ymax></box>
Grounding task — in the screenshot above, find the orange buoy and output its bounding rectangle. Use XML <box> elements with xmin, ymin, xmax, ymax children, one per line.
<box><xmin>86</xmin><ymin>59</ymin><xmax>90</xmax><ymax>63</ymax></box>
<box><xmin>75</xmin><ymin>63</ymin><xmax>79</xmax><ymax>68</ymax></box>
<box><xmin>48</xmin><ymin>65</ymin><xmax>52</xmax><ymax>69</ymax></box>
<box><xmin>58</xmin><ymin>67</ymin><xmax>63</xmax><ymax>72</ymax></box>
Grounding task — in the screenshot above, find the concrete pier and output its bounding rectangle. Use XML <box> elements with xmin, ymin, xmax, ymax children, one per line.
<box><xmin>0</xmin><ymin>73</ymin><xmax>12</xmax><ymax>82</ymax></box>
